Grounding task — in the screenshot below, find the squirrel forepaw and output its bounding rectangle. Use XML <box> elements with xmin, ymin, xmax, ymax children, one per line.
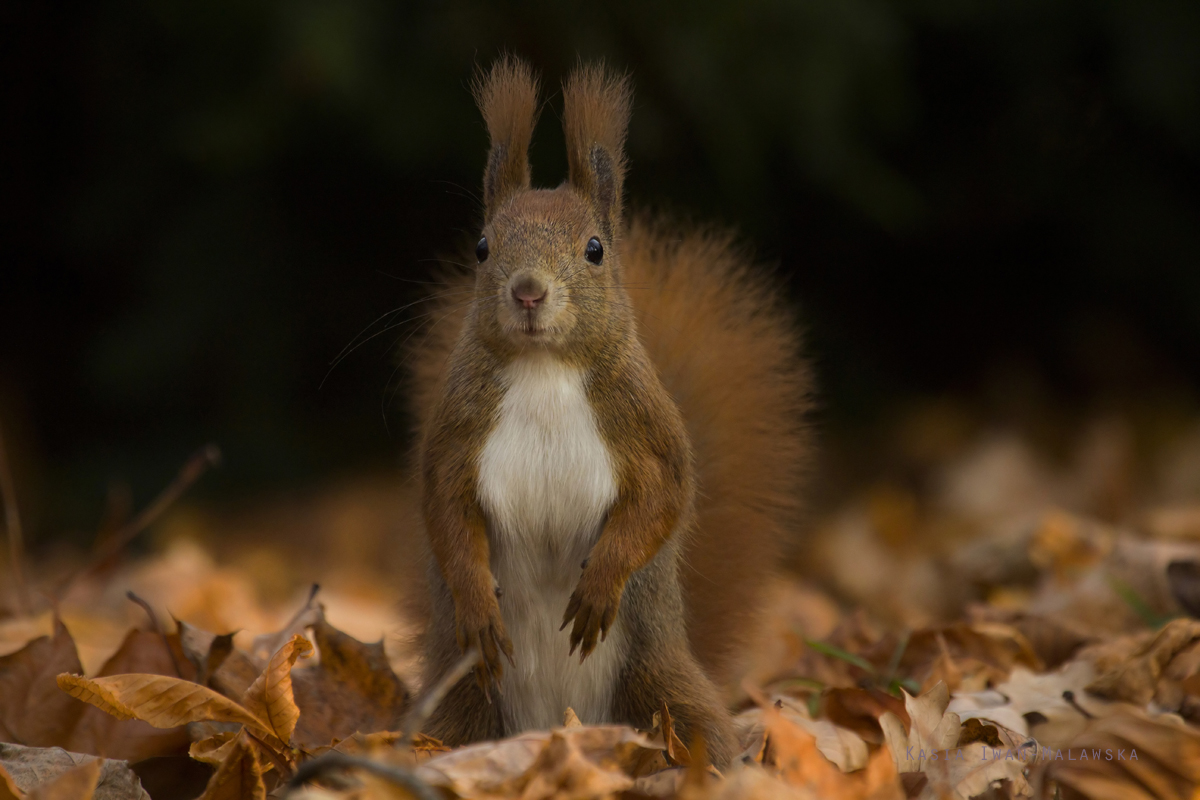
<box><xmin>560</xmin><ymin>582</ymin><xmax>620</xmax><ymax>662</ymax></box>
<box><xmin>456</xmin><ymin>604</ymin><xmax>514</xmax><ymax>693</ymax></box>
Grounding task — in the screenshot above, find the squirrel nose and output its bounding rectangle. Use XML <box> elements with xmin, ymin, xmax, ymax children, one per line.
<box><xmin>511</xmin><ymin>278</ymin><xmax>548</xmax><ymax>310</ymax></box>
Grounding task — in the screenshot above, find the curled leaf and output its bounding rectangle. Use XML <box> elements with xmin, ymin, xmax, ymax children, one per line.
<box><xmin>198</xmin><ymin>733</ymin><xmax>265</xmax><ymax>800</ymax></box>
<box><xmin>240</xmin><ymin>633</ymin><xmax>312</xmax><ymax>745</ymax></box>
<box><xmin>189</xmin><ymin>732</ymin><xmax>239</xmax><ymax>767</ymax></box>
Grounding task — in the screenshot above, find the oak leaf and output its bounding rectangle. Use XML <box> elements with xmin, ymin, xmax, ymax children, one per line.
<box><xmin>880</xmin><ymin>682</ymin><xmax>1033</xmax><ymax>799</ymax></box>
<box><xmin>289</xmin><ymin>613</ymin><xmax>408</xmax><ymax>748</ymax></box>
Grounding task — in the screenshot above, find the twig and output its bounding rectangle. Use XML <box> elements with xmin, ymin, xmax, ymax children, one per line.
<box><xmin>284</xmin><ymin>752</ymin><xmax>440</xmax><ymax>800</ymax></box>
<box><xmin>126</xmin><ymin>590</ymin><xmax>185</xmax><ymax>679</ymax></box>
<box><xmin>54</xmin><ymin>444</ymin><xmax>221</xmax><ymax>601</ymax></box>
<box><xmin>0</xmin><ymin>423</ymin><xmax>29</xmax><ymax>615</ymax></box>
<box><xmin>401</xmin><ymin>647</ymin><xmax>482</xmax><ymax>740</ymax></box>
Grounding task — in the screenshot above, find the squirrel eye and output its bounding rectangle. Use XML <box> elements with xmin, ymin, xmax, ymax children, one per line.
<box><xmin>585</xmin><ymin>237</ymin><xmax>603</xmax><ymax>265</ymax></box>
<box><xmin>475</xmin><ymin>236</ymin><xmax>489</xmax><ymax>262</ymax></box>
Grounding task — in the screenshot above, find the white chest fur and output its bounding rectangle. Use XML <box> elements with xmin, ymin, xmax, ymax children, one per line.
<box><xmin>477</xmin><ymin>353</ymin><xmax>624</xmax><ymax>732</ymax></box>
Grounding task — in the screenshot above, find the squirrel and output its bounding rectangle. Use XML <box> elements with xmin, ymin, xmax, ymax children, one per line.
<box><xmin>407</xmin><ymin>57</ymin><xmax>812</xmax><ymax>768</ymax></box>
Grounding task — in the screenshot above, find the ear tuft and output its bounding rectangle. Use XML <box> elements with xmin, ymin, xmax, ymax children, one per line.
<box><xmin>473</xmin><ymin>56</ymin><xmax>541</xmax><ymax>220</ymax></box>
<box><xmin>563</xmin><ymin>64</ymin><xmax>633</xmax><ymax>240</ymax></box>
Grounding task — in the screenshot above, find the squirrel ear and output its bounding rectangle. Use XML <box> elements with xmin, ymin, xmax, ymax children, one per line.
<box><xmin>474</xmin><ymin>56</ymin><xmax>540</xmax><ymax>222</ymax></box>
<box><xmin>563</xmin><ymin>64</ymin><xmax>632</xmax><ymax>242</ymax></box>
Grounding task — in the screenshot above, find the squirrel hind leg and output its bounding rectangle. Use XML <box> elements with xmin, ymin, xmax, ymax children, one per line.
<box><xmin>421</xmin><ymin>669</ymin><xmax>504</xmax><ymax>747</ymax></box>
<box><xmin>612</xmin><ymin>650</ymin><xmax>739</xmax><ymax>770</ymax></box>
<box><xmin>420</xmin><ymin>570</ymin><xmax>505</xmax><ymax>746</ymax></box>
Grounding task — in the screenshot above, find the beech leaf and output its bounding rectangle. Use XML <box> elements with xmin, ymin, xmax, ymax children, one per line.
<box><xmin>240</xmin><ymin>633</ymin><xmax>312</xmax><ymax>745</ymax></box>
<box><xmin>55</xmin><ymin>673</ymin><xmax>274</xmax><ymax>743</ymax></box>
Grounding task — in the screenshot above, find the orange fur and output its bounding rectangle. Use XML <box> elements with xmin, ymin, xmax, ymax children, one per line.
<box><xmin>408</xmin><ymin>63</ymin><xmax>812</xmax><ymax>747</ymax></box>
<box><xmin>408</xmin><ymin>215</ymin><xmax>812</xmax><ymax>684</ymax></box>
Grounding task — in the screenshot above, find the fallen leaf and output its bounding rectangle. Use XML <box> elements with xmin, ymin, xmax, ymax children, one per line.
<box><xmin>517</xmin><ymin>730</ymin><xmax>634</xmax><ymax>800</ymax></box>
<box><xmin>64</xmin><ymin>629</ymin><xmax>194</xmax><ymax>762</ymax></box>
<box><xmin>880</xmin><ymin>682</ymin><xmax>1033</xmax><ymax>799</ymax></box>
<box><xmin>0</xmin><ymin>744</ymin><xmax>148</xmax><ymax>800</ymax></box>
<box><xmin>416</xmin><ymin>726</ymin><xmax>659</xmax><ymax>798</ymax></box>
<box><xmin>1086</xmin><ymin>618</ymin><xmax>1200</xmax><ymax>705</ymax></box>
<box><xmin>0</xmin><ymin>619</ymin><xmax>84</xmax><ymax>747</ymax></box>
<box><xmin>26</xmin><ymin>760</ymin><xmax>100</xmax><ymax>800</ymax></box>
<box><xmin>1047</xmin><ymin>709</ymin><xmax>1200</xmax><ymax>800</ymax></box>
<box><xmin>290</xmin><ymin>613</ymin><xmax>408</xmax><ymax>748</ymax></box>
<box><xmin>197</xmin><ymin>733</ymin><xmax>265</xmax><ymax>800</ymax></box>
<box><xmin>56</xmin><ymin>673</ymin><xmax>277</xmax><ymax>748</ymax></box>
<box><xmin>240</xmin><ymin>634</ymin><xmax>311</xmax><ymax>746</ymax></box>
<box><xmin>1</xmin><ymin>765</ymin><xmax>22</xmax><ymax>800</ymax></box>
<box><xmin>760</xmin><ymin>702</ymin><xmax>903</xmax><ymax>799</ymax></box>
<box><xmin>822</xmin><ymin>687</ymin><xmax>910</xmax><ymax>745</ymax></box>
<box><xmin>738</xmin><ymin>698</ymin><xmax>870</xmax><ymax>774</ymax></box>
<box><xmin>189</xmin><ymin>733</ymin><xmax>238</xmax><ymax>767</ymax></box>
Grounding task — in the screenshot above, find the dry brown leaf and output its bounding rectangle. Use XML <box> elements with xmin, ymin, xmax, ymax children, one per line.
<box><xmin>518</xmin><ymin>730</ymin><xmax>634</xmax><ymax>800</ymax></box>
<box><xmin>1086</xmin><ymin>618</ymin><xmax>1200</xmax><ymax>706</ymax></box>
<box><xmin>876</xmin><ymin>621</ymin><xmax>1042</xmax><ymax>695</ymax></box>
<box><xmin>415</xmin><ymin>726</ymin><xmax>659</xmax><ymax>798</ymax></box>
<box><xmin>656</xmin><ymin>702</ymin><xmax>690</xmax><ymax>767</ymax></box>
<box><xmin>879</xmin><ymin>682</ymin><xmax>1033</xmax><ymax>799</ymax></box>
<box><xmin>761</xmin><ymin>702</ymin><xmax>903</xmax><ymax>799</ymax></box>
<box><xmin>0</xmin><ymin>765</ymin><xmax>23</xmax><ymax>800</ymax></box>
<box><xmin>189</xmin><ymin>732</ymin><xmax>238</xmax><ymax>767</ymax></box>
<box><xmin>176</xmin><ymin>620</ymin><xmax>236</xmax><ymax>687</ymax></box>
<box><xmin>25</xmin><ymin>760</ymin><xmax>100</xmax><ymax>800</ymax></box>
<box><xmin>737</xmin><ymin>699</ymin><xmax>870</xmax><ymax>774</ymax></box>
<box><xmin>240</xmin><ymin>633</ymin><xmax>311</xmax><ymax>746</ymax></box>
<box><xmin>0</xmin><ymin>744</ymin><xmax>148</xmax><ymax>800</ymax></box>
<box><xmin>64</xmin><ymin>629</ymin><xmax>194</xmax><ymax>763</ymax></box>
<box><xmin>55</xmin><ymin>672</ymin><xmax>276</xmax><ymax>746</ymax></box>
<box><xmin>1047</xmin><ymin>709</ymin><xmax>1200</xmax><ymax>800</ymax></box>
<box><xmin>0</xmin><ymin>619</ymin><xmax>85</xmax><ymax>748</ymax></box>
<box><xmin>197</xmin><ymin>732</ymin><xmax>266</xmax><ymax>800</ymax></box>
<box><xmin>822</xmin><ymin>687</ymin><xmax>910</xmax><ymax>745</ymax></box>
<box><xmin>290</xmin><ymin>613</ymin><xmax>408</xmax><ymax>748</ymax></box>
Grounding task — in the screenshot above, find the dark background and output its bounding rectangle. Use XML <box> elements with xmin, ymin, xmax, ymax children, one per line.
<box><xmin>3</xmin><ymin>1</ymin><xmax>1199</xmax><ymax>542</ymax></box>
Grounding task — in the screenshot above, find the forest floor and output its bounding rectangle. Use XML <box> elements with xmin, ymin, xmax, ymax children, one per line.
<box><xmin>4</xmin><ymin>401</ymin><xmax>1200</xmax><ymax>799</ymax></box>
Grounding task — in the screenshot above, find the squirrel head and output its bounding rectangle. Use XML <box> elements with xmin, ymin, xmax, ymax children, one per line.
<box><xmin>468</xmin><ymin>57</ymin><xmax>634</xmax><ymax>358</ymax></box>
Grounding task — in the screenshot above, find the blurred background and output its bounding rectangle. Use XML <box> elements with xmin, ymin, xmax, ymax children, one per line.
<box><xmin>3</xmin><ymin>0</ymin><xmax>1200</xmax><ymax>551</ymax></box>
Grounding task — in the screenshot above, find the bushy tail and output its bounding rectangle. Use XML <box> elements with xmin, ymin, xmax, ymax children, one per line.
<box><xmin>620</xmin><ymin>217</ymin><xmax>813</xmax><ymax>682</ymax></box>
<box><xmin>406</xmin><ymin>215</ymin><xmax>813</xmax><ymax>684</ymax></box>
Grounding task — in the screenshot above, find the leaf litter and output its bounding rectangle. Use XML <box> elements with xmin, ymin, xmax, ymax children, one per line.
<box><xmin>5</xmin><ymin>411</ymin><xmax>1200</xmax><ymax>798</ymax></box>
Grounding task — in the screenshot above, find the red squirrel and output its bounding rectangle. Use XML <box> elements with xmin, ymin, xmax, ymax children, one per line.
<box><xmin>408</xmin><ymin>58</ymin><xmax>812</xmax><ymax>767</ymax></box>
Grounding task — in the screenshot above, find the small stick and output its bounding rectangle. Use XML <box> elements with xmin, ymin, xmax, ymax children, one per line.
<box><xmin>126</xmin><ymin>590</ymin><xmax>185</xmax><ymax>679</ymax></box>
<box><xmin>0</xmin><ymin>424</ymin><xmax>29</xmax><ymax>616</ymax></box>
<box><xmin>401</xmin><ymin>648</ymin><xmax>482</xmax><ymax>741</ymax></box>
<box><xmin>55</xmin><ymin>444</ymin><xmax>221</xmax><ymax>601</ymax></box>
